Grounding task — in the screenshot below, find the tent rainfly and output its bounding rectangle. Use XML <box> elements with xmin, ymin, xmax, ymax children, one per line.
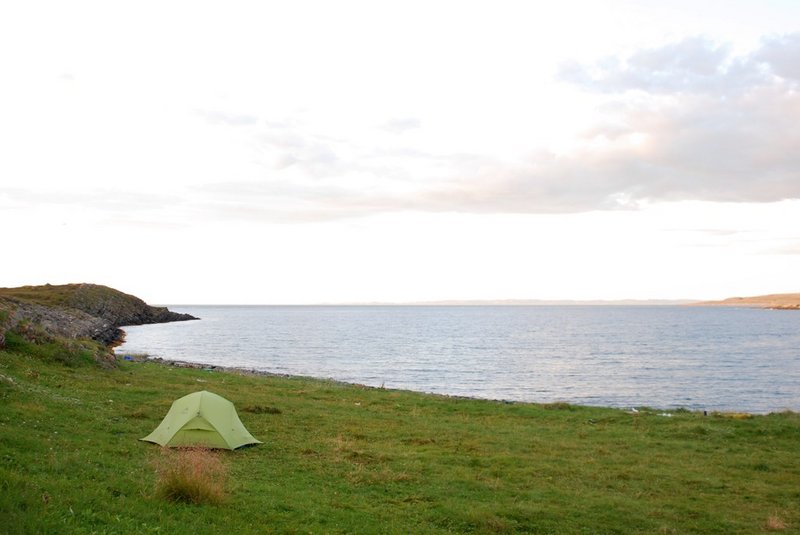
<box><xmin>141</xmin><ymin>390</ymin><xmax>262</xmax><ymax>450</ymax></box>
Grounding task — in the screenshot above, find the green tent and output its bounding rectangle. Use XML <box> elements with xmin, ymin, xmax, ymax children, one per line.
<box><xmin>141</xmin><ymin>390</ymin><xmax>262</xmax><ymax>450</ymax></box>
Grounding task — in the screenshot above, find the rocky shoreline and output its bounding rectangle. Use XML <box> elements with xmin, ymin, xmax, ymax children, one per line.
<box><xmin>127</xmin><ymin>355</ymin><xmax>507</xmax><ymax>404</ymax></box>
<box><xmin>133</xmin><ymin>355</ymin><xmax>287</xmax><ymax>377</ymax></box>
<box><xmin>0</xmin><ymin>283</ymin><xmax>198</xmax><ymax>348</ymax></box>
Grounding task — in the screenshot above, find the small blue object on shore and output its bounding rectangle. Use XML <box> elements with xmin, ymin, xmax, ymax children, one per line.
<box><xmin>123</xmin><ymin>355</ymin><xmax>134</xmax><ymax>361</ymax></box>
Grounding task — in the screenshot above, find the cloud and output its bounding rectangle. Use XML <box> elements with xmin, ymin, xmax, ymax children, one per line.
<box><xmin>555</xmin><ymin>35</ymin><xmax>794</xmax><ymax>94</ymax></box>
<box><xmin>163</xmin><ymin>35</ymin><xmax>800</xmax><ymax>222</ymax></box>
<box><xmin>518</xmin><ymin>34</ymin><xmax>800</xmax><ymax>209</ymax></box>
<box><xmin>755</xmin><ymin>33</ymin><xmax>800</xmax><ymax>81</ymax></box>
<box><xmin>558</xmin><ymin>37</ymin><xmax>756</xmax><ymax>94</ymax></box>
<box><xmin>572</xmin><ymin>89</ymin><xmax>800</xmax><ymax>203</ymax></box>
<box><xmin>255</xmin><ymin>129</ymin><xmax>345</xmax><ymax>177</ymax></box>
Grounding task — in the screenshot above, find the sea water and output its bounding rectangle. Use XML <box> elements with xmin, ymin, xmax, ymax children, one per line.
<box><xmin>116</xmin><ymin>306</ymin><xmax>800</xmax><ymax>413</ymax></box>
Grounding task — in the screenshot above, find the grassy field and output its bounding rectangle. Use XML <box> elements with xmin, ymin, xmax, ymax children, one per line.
<box><xmin>1</xmin><ymin>336</ymin><xmax>799</xmax><ymax>534</ymax></box>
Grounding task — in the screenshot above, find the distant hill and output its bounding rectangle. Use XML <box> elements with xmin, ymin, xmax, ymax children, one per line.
<box><xmin>693</xmin><ymin>293</ymin><xmax>800</xmax><ymax>310</ymax></box>
<box><xmin>0</xmin><ymin>283</ymin><xmax>197</xmax><ymax>346</ymax></box>
<box><xmin>372</xmin><ymin>299</ymin><xmax>697</xmax><ymax>306</ymax></box>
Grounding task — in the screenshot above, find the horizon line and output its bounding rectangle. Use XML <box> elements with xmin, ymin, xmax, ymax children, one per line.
<box><xmin>157</xmin><ymin>298</ymin><xmax>701</xmax><ymax>307</ymax></box>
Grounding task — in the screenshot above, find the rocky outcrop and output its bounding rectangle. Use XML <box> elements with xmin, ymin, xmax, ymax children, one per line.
<box><xmin>0</xmin><ymin>304</ymin><xmax>9</xmax><ymax>348</ymax></box>
<box><xmin>60</xmin><ymin>284</ymin><xmax>197</xmax><ymax>328</ymax></box>
<box><xmin>1</xmin><ymin>296</ymin><xmax>118</xmax><ymax>344</ymax></box>
<box><xmin>0</xmin><ymin>283</ymin><xmax>198</xmax><ymax>347</ymax></box>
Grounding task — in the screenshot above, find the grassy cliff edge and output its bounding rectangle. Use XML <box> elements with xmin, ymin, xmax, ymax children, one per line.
<box><xmin>0</xmin><ymin>283</ymin><xmax>197</xmax><ymax>350</ymax></box>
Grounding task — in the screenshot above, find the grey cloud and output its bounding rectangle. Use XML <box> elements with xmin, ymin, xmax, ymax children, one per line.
<box><xmin>601</xmin><ymin>90</ymin><xmax>800</xmax><ymax>202</ymax></box>
<box><xmin>401</xmin><ymin>89</ymin><xmax>798</xmax><ymax>212</ymax></box>
<box><xmin>520</xmin><ymin>35</ymin><xmax>800</xmax><ymax>213</ymax></box>
<box><xmin>256</xmin><ymin>131</ymin><xmax>342</xmax><ymax>175</ymax></box>
<box><xmin>192</xmin><ymin>111</ymin><xmax>345</xmax><ymax>175</ymax></box>
<box><xmin>755</xmin><ymin>33</ymin><xmax>800</xmax><ymax>81</ymax></box>
<box><xmin>406</xmin><ymin>83</ymin><xmax>800</xmax><ymax>214</ymax></box>
<box><xmin>557</xmin><ymin>35</ymin><xmax>787</xmax><ymax>94</ymax></box>
<box><xmin>631</xmin><ymin>37</ymin><xmax>727</xmax><ymax>76</ymax></box>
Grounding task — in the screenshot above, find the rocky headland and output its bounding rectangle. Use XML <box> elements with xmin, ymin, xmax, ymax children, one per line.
<box><xmin>693</xmin><ymin>293</ymin><xmax>800</xmax><ymax>310</ymax></box>
<box><xmin>0</xmin><ymin>283</ymin><xmax>197</xmax><ymax>348</ymax></box>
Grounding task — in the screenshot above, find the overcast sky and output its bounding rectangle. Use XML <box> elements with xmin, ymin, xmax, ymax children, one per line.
<box><xmin>1</xmin><ymin>1</ymin><xmax>799</xmax><ymax>304</ymax></box>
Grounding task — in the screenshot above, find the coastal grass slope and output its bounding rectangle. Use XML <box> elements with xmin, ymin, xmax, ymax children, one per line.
<box><xmin>1</xmin><ymin>342</ymin><xmax>798</xmax><ymax>534</ymax></box>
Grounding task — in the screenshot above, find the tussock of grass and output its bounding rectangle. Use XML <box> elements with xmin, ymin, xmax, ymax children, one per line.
<box><xmin>766</xmin><ymin>513</ymin><xmax>788</xmax><ymax>531</ymax></box>
<box><xmin>153</xmin><ymin>448</ymin><xmax>227</xmax><ymax>505</ymax></box>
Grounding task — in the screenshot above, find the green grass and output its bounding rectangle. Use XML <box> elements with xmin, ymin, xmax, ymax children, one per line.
<box><xmin>1</xmin><ymin>345</ymin><xmax>798</xmax><ymax>534</ymax></box>
<box><xmin>0</xmin><ymin>283</ymin><xmax>80</xmax><ymax>307</ymax></box>
<box><xmin>0</xmin><ymin>283</ymin><xmax>138</xmax><ymax>313</ymax></box>
<box><xmin>3</xmin><ymin>331</ymin><xmax>102</xmax><ymax>367</ymax></box>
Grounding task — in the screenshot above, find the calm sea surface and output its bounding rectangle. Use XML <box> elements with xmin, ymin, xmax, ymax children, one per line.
<box><xmin>116</xmin><ymin>306</ymin><xmax>800</xmax><ymax>413</ymax></box>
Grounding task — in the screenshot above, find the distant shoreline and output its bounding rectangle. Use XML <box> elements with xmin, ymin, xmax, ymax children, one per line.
<box><xmin>164</xmin><ymin>300</ymin><xmax>698</xmax><ymax>307</ymax></box>
<box><xmin>692</xmin><ymin>293</ymin><xmax>800</xmax><ymax>310</ymax></box>
<box><xmin>163</xmin><ymin>294</ymin><xmax>800</xmax><ymax>308</ymax></box>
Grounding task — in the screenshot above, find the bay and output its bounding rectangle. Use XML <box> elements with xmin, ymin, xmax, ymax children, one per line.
<box><xmin>116</xmin><ymin>305</ymin><xmax>800</xmax><ymax>413</ymax></box>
